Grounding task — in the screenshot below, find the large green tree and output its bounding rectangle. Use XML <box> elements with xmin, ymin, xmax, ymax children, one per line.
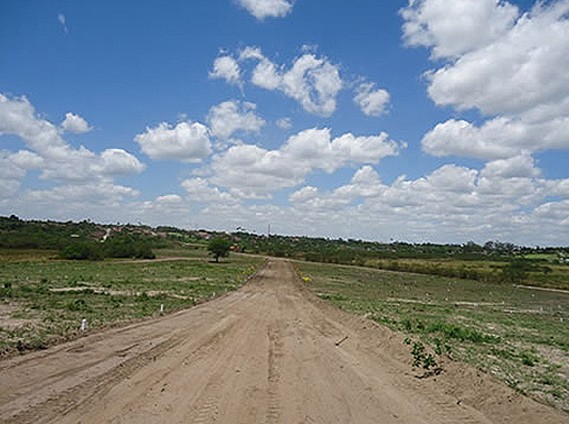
<box><xmin>208</xmin><ymin>237</ymin><xmax>231</xmax><ymax>263</ymax></box>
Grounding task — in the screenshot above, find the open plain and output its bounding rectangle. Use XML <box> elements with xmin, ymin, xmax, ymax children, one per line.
<box><xmin>0</xmin><ymin>259</ymin><xmax>567</xmax><ymax>423</ymax></box>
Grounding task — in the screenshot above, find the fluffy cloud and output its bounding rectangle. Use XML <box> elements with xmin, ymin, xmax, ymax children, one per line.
<box><xmin>236</xmin><ymin>0</ymin><xmax>293</xmax><ymax>20</ymax></box>
<box><xmin>137</xmin><ymin>194</ymin><xmax>192</xmax><ymax>227</ymax></box>
<box><xmin>135</xmin><ymin>121</ymin><xmax>212</xmax><ymax>161</ymax></box>
<box><xmin>289</xmin><ymin>166</ymin><xmax>382</xmax><ymax>209</ymax></box>
<box><xmin>289</xmin><ymin>185</ymin><xmax>319</xmax><ymax>203</ymax></box>
<box><xmin>233</xmin><ymin>47</ymin><xmax>343</xmax><ymax>116</ymax></box>
<box><xmin>354</xmin><ymin>82</ymin><xmax>390</xmax><ymax>117</ymax></box>
<box><xmin>165</xmin><ymin>154</ymin><xmax>569</xmax><ymax>244</ymax></box>
<box><xmin>263</xmin><ymin>53</ymin><xmax>341</xmax><ymax>116</ymax></box>
<box><xmin>26</xmin><ymin>182</ymin><xmax>139</xmax><ymax>204</ymax></box>
<box><xmin>401</xmin><ymin>0</ymin><xmax>518</xmax><ymax>59</ymax></box>
<box><xmin>426</xmin><ymin>2</ymin><xmax>569</xmax><ymax>116</ymax></box>
<box><xmin>8</xmin><ymin>150</ymin><xmax>45</xmax><ymax>170</ymax></box>
<box><xmin>182</xmin><ymin>178</ymin><xmax>238</xmax><ymax>204</ymax></box>
<box><xmin>421</xmin><ymin>118</ymin><xmax>525</xmax><ymax>159</ymax></box>
<box><xmin>207</xmin><ymin>100</ymin><xmax>265</xmax><ymax>140</ymax></box>
<box><xmin>0</xmin><ymin>92</ymin><xmax>146</xmax><ymax>222</ymax></box>
<box><xmin>422</xmin><ymin>111</ymin><xmax>569</xmax><ymax>160</ymax></box>
<box><xmin>0</xmin><ymin>151</ymin><xmax>28</xmax><ymax>199</ymax></box>
<box><xmin>211</xmin><ymin>128</ymin><xmax>401</xmax><ymax>196</ymax></box>
<box><xmin>0</xmin><ymin>93</ymin><xmax>144</xmax><ymax>183</ymax></box>
<box><xmin>209</xmin><ymin>56</ymin><xmax>241</xmax><ymax>85</ymax></box>
<box><xmin>98</xmin><ymin>148</ymin><xmax>146</xmax><ymax>175</ymax></box>
<box><xmin>401</xmin><ymin>0</ymin><xmax>569</xmax><ymax>160</ymax></box>
<box><xmin>284</xmin><ymin>158</ymin><xmax>569</xmax><ymax>244</ymax></box>
<box><xmin>213</xmin><ymin>47</ymin><xmax>401</xmax><ymax>118</ymax></box>
<box><xmin>61</xmin><ymin>112</ymin><xmax>91</xmax><ymax>133</ymax></box>
<box><xmin>480</xmin><ymin>153</ymin><xmax>540</xmax><ymax>179</ymax></box>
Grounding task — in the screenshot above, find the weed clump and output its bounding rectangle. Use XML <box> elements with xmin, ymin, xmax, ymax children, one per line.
<box><xmin>404</xmin><ymin>338</ymin><xmax>439</xmax><ymax>371</ymax></box>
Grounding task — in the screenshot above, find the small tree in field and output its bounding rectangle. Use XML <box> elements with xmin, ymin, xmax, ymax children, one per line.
<box><xmin>208</xmin><ymin>237</ymin><xmax>231</xmax><ymax>263</ymax></box>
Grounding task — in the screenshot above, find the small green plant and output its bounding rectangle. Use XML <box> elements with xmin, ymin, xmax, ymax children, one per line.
<box><xmin>520</xmin><ymin>350</ymin><xmax>539</xmax><ymax>367</ymax></box>
<box><xmin>433</xmin><ymin>337</ymin><xmax>452</xmax><ymax>356</ymax></box>
<box><xmin>423</xmin><ymin>353</ymin><xmax>437</xmax><ymax>369</ymax></box>
<box><xmin>410</xmin><ymin>341</ymin><xmax>438</xmax><ymax>370</ymax></box>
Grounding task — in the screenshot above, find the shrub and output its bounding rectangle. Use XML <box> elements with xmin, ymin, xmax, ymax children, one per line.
<box><xmin>60</xmin><ymin>241</ymin><xmax>104</xmax><ymax>261</ymax></box>
<box><xmin>410</xmin><ymin>341</ymin><xmax>438</xmax><ymax>370</ymax></box>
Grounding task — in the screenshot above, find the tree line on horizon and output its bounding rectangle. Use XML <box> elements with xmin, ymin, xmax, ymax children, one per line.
<box><xmin>1</xmin><ymin>216</ymin><xmax>567</xmax><ymax>283</ymax></box>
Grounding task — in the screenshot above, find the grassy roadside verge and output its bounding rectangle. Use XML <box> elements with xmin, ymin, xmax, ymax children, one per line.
<box><xmin>296</xmin><ymin>260</ymin><xmax>569</xmax><ymax>412</ymax></box>
<box><xmin>0</xmin><ymin>249</ymin><xmax>262</xmax><ymax>357</ymax></box>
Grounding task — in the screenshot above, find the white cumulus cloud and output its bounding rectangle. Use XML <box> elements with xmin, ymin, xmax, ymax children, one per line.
<box><xmin>209</xmin><ymin>55</ymin><xmax>241</xmax><ymax>85</ymax></box>
<box><xmin>354</xmin><ymin>82</ymin><xmax>390</xmax><ymax>116</ymax></box>
<box><xmin>283</xmin><ymin>158</ymin><xmax>569</xmax><ymax>245</ymax></box>
<box><xmin>401</xmin><ymin>0</ymin><xmax>569</xmax><ymax>160</ymax></box>
<box><xmin>237</xmin><ymin>47</ymin><xmax>343</xmax><ymax>116</ymax></box>
<box><xmin>61</xmin><ymin>112</ymin><xmax>92</xmax><ymax>134</ymax></box>
<box><xmin>135</xmin><ymin>121</ymin><xmax>212</xmax><ymax>161</ymax></box>
<box><xmin>98</xmin><ymin>148</ymin><xmax>146</xmax><ymax>175</ymax></box>
<box><xmin>0</xmin><ymin>93</ymin><xmax>144</xmax><ymax>185</ymax></box>
<box><xmin>182</xmin><ymin>178</ymin><xmax>238</xmax><ymax>204</ymax></box>
<box><xmin>401</xmin><ymin>0</ymin><xmax>518</xmax><ymax>59</ymax></box>
<box><xmin>211</xmin><ymin>127</ymin><xmax>401</xmax><ymax>197</ymax></box>
<box><xmin>236</xmin><ymin>0</ymin><xmax>294</xmax><ymax>20</ymax></box>
<box><xmin>207</xmin><ymin>100</ymin><xmax>265</xmax><ymax>140</ymax></box>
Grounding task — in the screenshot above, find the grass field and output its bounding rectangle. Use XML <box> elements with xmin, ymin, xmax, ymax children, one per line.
<box><xmin>296</xmin><ymin>261</ymin><xmax>569</xmax><ymax>412</ymax></box>
<box><xmin>364</xmin><ymin>257</ymin><xmax>569</xmax><ymax>290</ymax></box>
<box><xmin>0</xmin><ymin>248</ymin><xmax>262</xmax><ymax>356</ymax></box>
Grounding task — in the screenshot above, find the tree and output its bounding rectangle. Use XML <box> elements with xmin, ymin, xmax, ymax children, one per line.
<box><xmin>208</xmin><ymin>237</ymin><xmax>231</xmax><ymax>263</ymax></box>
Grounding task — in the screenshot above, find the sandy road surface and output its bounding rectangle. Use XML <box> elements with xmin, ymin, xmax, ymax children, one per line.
<box><xmin>0</xmin><ymin>260</ymin><xmax>566</xmax><ymax>424</ymax></box>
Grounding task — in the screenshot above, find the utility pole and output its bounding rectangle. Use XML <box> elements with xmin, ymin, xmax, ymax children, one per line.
<box><xmin>268</xmin><ymin>224</ymin><xmax>271</xmax><ymax>237</ymax></box>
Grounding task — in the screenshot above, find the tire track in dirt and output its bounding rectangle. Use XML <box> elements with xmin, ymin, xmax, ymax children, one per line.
<box><xmin>0</xmin><ymin>259</ymin><xmax>567</xmax><ymax>424</ymax></box>
<box><xmin>4</xmin><ymin>329</ymin><xmax>185</xmax><ymax>424</ymax></box>
<box><xmin>265</xmin><ymin>323</ymin><xmax>284</xmax><ymax>424</ymax></box>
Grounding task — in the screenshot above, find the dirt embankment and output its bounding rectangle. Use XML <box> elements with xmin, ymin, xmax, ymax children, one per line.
<box><xmin>0</xmin><ymin>259</ymin><xmax>566</xmax><ymax>423</ymax></box>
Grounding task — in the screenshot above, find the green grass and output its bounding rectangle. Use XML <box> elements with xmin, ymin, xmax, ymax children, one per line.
<box><xmin>0</xmin><ymin>249</ymin><xmax>262</xmax><ymax>355</ymax></box>
<box><xmin>296</xmin><ymin>261</ymin><xmax>569</xmax><ymax>412</ymax></box>
<box><xmin>364</xmin><ymin>257</ymin><xmax>569</xmax><ymax>290</ymax></box>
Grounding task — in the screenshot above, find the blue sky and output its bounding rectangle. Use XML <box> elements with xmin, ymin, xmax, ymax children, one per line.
<box><xmin>1</xmin><ymin>0</ymin><xmax>568</xmax><ymax>246</ymax></box>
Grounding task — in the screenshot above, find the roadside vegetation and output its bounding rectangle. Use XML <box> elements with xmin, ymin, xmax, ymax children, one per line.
<box><xmin>0</xmin><ymin>248</ymin><xmax>262</xmax><ymax>357</ymax></box>
<box><xmin>296</xmin><ymin>261</ymin><xmax>569</xmax><ymax>412</ymax></box>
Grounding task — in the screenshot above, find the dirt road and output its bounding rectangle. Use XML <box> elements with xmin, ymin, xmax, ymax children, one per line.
<box><xmin>0</xmin><ymin>260</ymin><xmax>566</xmax><ymax>423</ymax></box>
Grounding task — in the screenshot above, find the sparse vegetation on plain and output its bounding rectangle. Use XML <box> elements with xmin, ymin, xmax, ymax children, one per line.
<box><xmin>296</xmin><ymin>261</ymin><xmax>569</xmax><ymax>412</ymax></box>
<box><xmin>0</xmin><ymin>248</ymin><xmax>262</xmax><ymax>357</ymax></box>
<box><xmin>2</xmin><ymin>216</ymin><xmax>569</xmax><ymax>414</ymax></box>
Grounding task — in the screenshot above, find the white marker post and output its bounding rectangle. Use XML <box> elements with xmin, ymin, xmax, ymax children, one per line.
<box><xmin>81</xmin><ymin>318</ymin><xmax>87</xmax><ymax>332</ymax></box>
<box><xmin>160</xmin><ymin>304</ymin><xmax>164</xmax><ymax>314</ymax></box>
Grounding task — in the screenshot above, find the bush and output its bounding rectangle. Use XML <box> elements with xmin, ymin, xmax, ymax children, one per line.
<box><xmin>104</xmin><ymin>236</ymin><xmax>155</xmax><ymax>259</ymax></box>
<box><xmin>60</xmin><ymin>241</ymin><xmax>104</xmax><ymax>261</ymax></box>
<box><xmin>59</xmin><ymin>235</ymin><xmax>155</xmax><ymax>260</ymax></box>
